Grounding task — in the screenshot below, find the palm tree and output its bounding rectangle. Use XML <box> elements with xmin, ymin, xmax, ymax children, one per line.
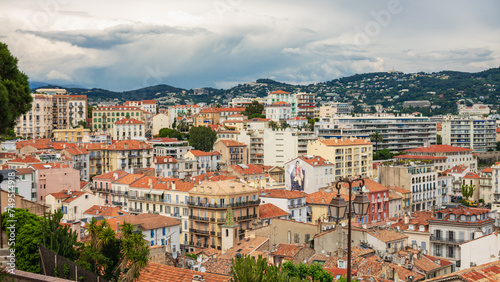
<box><xmin>370</xmin><ymin>131</ymin><xmax>384</xmax><ymax>152</ymax></box>
<box><xmin>115</xmin><ymin>222</ymin><xmax>150</xmax><ymax>281</ymax></box>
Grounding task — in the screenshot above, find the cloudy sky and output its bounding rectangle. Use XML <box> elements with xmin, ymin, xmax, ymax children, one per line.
<box><xmin>1</xmin><ymin>0</ymin><xmax>499</xmax><ymax>91</ymax></box>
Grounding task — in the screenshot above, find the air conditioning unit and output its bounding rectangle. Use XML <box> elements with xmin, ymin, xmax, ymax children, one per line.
<box><xmin>470</xmin><ymin>262</ymin><xmax>477</xmax><ymax>267</ymax></box>
<box><xmin>322</xmin><ymin>226</ymin><xmax>328</xmax><ymax>231</ymax></box>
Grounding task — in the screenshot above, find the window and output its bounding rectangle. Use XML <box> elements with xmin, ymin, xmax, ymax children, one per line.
<box><xmin>294</xmin><ymin>234</ymin><xmax>300</xmax><ymax>244</ymax></box>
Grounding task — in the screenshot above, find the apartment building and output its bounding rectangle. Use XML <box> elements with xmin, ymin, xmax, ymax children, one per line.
<box><xmin>395</xmin><ymin>145</ymin><xmax>477</xmax><ymax>173</ymax></box>
<box><xmin>152</xmin><ymin>113</ymin><xmax>170</xmax><ymax>136</ymax></box>
<box><xmin>187</xmin><ymin>179</ymin><xmax>260</xmax><ymax>250</ymax></box>
<box><xmin>480</xmin><ymin>167</ymin><xmax>493</xmax><ymax>205</ymax></box>
<box><xmin>110</xmin><ymin>173</ymin><xmax>146</xmax><ymax>209</ymax></box>
<box><xmin>101</xmin><ymin>140</ymin><xmax>153</xmax><ymax>173</ymax></box>
<box><xmin>113</xmin><ymin>118</ymin><xmax>146</xmax><ymax>141</ymax></box>
<box><xmin>184</xmin><ymin>150</ymin><xmax>221</xmax><ymax>174</ymax></box>
<box><xmin>46</xmin><ymin>190</ymin><xmax>105</xmax><ymax>221</ymax></box>
<box><xmin>53</xmin><ymin>126</ymin><xmax>90</xmax><ymax>143</ymax></box>
<box><xmin>168</xmin><ymin>105</ymin><xmax>200</xmax><ymax>126</ymax></box>
<box><xmin>213</xmin><ymin>140</ymin><xmax>247</xmax><ymax>169</ymax></box>
<box><xmin>125</xmin><ymin>100</ymin><xmax>157</xmax><ymax>114</ymax></box>
<box><xmin>265</xmin><ymin>101</ymin><xmax>292</xmax><ymax>122</ymax></box>
<box><xmin>92</xmin><ymin>105</ymin><xmax>145</xmax><ymax>135</ymax></box>
<box><xmin>164</xmin><ymin>181</ymin><xmax>193</xmax><ymax>249</ymax></box>
<box><xmin>319</xmin><ymin>102</ymin><xmax>352</xmax><ymax>117</ymax></box>
<box><xmin>84</xmin><ymin>143</ymin><xmax>107</xmax><ymax>177</ymax></box>
<box><xmin>15</xmin><ymin>93</ymin><xmax>87</xmax><ymax>139</ymax></box>
<box><xmin>149</xmin><ymin>137</ymin><xmax>193</xmax><ymax>159</ymax></box>
<box><xmin>29</xmin><ymin>162</ymin><xmax>81</xmax><ymax>203</ymax></box>
<box><xmin>428</xmin><ymin>206</ymin><xmax>494</xmax><ymax>268</ymax></box>
<box><xmin>490</xmin><ymin>162</ymin><xmax>500</xmax><ymax>225</ymax></box>
<box><xmin>263</xmin><ymin>128</ymin><xmax>299</xmax><ymax>167</ymax></box>
<box><xmin>296</xmin><ymin>92</ymin><xmax>316</xmax><ymax>118</ymax></box>
<box><xmin>379</xmin><ymin>160</ymin><xmax>438</xmax><ymax>212</ymax></box>
<box><xmin>259</xmin><ymin>189</ymin><xmax>308</xmax><ymax>222</ymax></box>
<box><xmin>237</xmin><ymin>130</ymin><xmax>264</xmax><ymax>165</ymax></box>
<box><xmin>92</xmin><ymin>170</ymin><xmax>129</xmax><ymax>204</ymax></box>
<box><xmin>0</xmin><ymin>168</ymin><xmax>36</xmax><ymax>201</ymax></box>
<box><xmin>339</xmin><ymin>179</ymin><xmax>390</xmax><ymax>224</ymax></box>
<box><xmin>441</xmin><ymin>115</ymin><xmax>497</xmax><ymax>151</ymax></box>
<box><xmin>314</xmin><ymin>114</ymin><xmax>436</xmax><ymax>152</ymax></box>
<box><xmin>307</xmin><ymin>138</ymin><xmax>373</xmax><ymax>179</ymax></box>
<box><xmin>194</xmin><ymin>108</ymin><xmax>220</xmax><ymax>126</ymax></box>
<box><xmin>154</xmin><ymin>156</ymin><xmax>178</xmax><ymax>178</ymax></box>
<box><xmin>267</xmin><ymin>90</ymin><xmax>297</xmax><ymax>116</ymax></box>
<box><xmin>284</xmin><ymin>155</ymin><xmax>335</xmax><ymax>194</ymax></box>
<box><xmin>389</xmin><ymin>187</ymin><xmax>411</xmax><ymax>216</ymax></box>
<box><xmin>61</xmin><ymin>145</ymin><xmax>90</xmax><ymax>181</ymax></box>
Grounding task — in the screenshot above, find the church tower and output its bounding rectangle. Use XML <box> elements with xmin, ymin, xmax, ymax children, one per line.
<box><xmin>221</xmin><ymin>206</ymin><xmax>239</xmax><ymax>253</ymax></box>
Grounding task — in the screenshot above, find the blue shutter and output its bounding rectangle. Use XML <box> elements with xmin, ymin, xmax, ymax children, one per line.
<box><xmin>163</xmin><ymin>227</ymin><xmax>166</xmax><ymax>236</ymax></box>
<box><xmin>151</xmin><ymin>230</ymin><xmax>154</xmax><ymax>237</ymax></box>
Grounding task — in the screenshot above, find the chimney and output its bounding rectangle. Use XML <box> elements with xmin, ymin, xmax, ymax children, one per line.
<box><xmin>404</xmin><ymin>214</ymin><xmax>410</xmax><ymax>224</ymax></box>
<box><xmin>124</xmin><ymin>143</ymin><xmax>129</xmax><ymax>150</ymax></box>
<box><xmin>172</xmin><ymin>182</ymin><xmax>176</xmax><ymax>190</ymax></box>
<box><xmin>113</xmin><ymin>172</ymin><xmax>118</xmax><ymax>180</ymax></box>
<box><xmin>148</xmin><ymin>178</ymin><xmax>153</xmax><ymax>189</ymax></box>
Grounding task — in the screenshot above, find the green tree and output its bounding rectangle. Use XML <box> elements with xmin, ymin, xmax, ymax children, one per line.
<box><xmin>244</xmin><ymin>101</ymin><xmax>264</xmax><ymax>116</ymax></box>
<box><xmin>231</xmin><ymin>254</ymin><xmax>289</xmax><ymax>282</ymax></box>
<box><xmin>307</xmin><ymin>118</ymin><xmax>319</xmax><ymax>131</ymax></box>
<box><xmin>41</xmin><ymin>210</ymin><xmax>80</xmax><ymax>261</ymax></box>
<box><xmin>87</xmin><ymin>106</ymin><xmax>94</xmax><ymax>119</ymax></box>
<box><xmin>282</xmin><ymin>261</ymin><xmax>333</xmax><ymax>282</ymax></box>
<box><xmin>437</xmin><ymin>134</ymin><xmax>442</xmax><ymax>145</ymax></box>
<box><xmin>158</xmin><ymin>128</ymin><xmax>185</xmax><ymax>140</ymax></box>
<box><xmin>373</xmin><ymin>148</ymin><xmax>393</xmax><ymax>161</ymax></box>
<box><xmin>461</xmin><ymin>184</ymin><xmax>476</xmax><ymax>201</ymax></box>
<box><xmin>369</xmin><ymin>131</ymin><xmax>384</xmax><ymax>152</ymax></box>
<box><xmin>2</xmin><ymin>209</ymin><xmax>42</xmax><ymax>273</ymax></box>
<box><xmin>189</xmin><ymin>126</ymin><xmax>217</xmax><ymax>152</ymax></box>
<box><xmin>269</xmin><ymin>121</ymin><xmax>279</xmax><ymax>130</ymax></box>
<box><xmin>248</xmin><ymin>113</ymin><xmax>265</xmax><ymax>119</ymax></box>
<box><xmin>497</xmin><ymin>141</ymin><xmax>500</xmax><ymax>151</ymax></box>
<box><xmin>0</xmin><ymin>42</ymin><xmax>32</xmax><ymax>135</ymax></box>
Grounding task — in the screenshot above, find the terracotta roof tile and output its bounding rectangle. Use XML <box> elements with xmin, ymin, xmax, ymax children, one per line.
<box><xmin>269</xmin><ymin>243</ymin><xmax>302</xmax><ymax>258</ymax></box>
<box><xmin>148</xmin><ymin>137</ymin><xmax>181</xmax><ymax>143</ymax></box>
<box><xmin>219</xmin><ymin>140</ymin><xmax>247</xmax><ymax>147</ymax></box>
<box><xmin>260</xmin><ymin>189</ymin><xmax>307</xmax><ymax>199</ymax></box>
<box><xmin>306</xmin><ymin>191</ymin><xmax>349</xmax><ymax>205</ymax></box>
<box><xmin>259</xmin><ymin>203</ymin><xmax>289</xmax><ymax>219</ymax></box>
<box><xmin>395</xmin><ymin>155</ymin><xmax>447</xmax><ymax>160</ymax></box>
<box><xmin>367</xmin><ymin>228</ymin><xmax>408</xmax><ymax>242</ymax></box>
<box><xmin>188</xmin><ymin>150</ymin><xmax>221</xmax><ymax>157</ymax></box>
<box><xmin>30</xmin><ymin>162</ymin><xmax>70</xmax><ymax>170</ymax></box>
<box><xmin>116</xmin><ymin>213</ymin><xmax>180</xmax><ymax>230</ymax></box>
<box><xmin>14</xmin><ymin>167</ymin><xmax>34</xmax><ymax>174</ymax></box>
<box><xmin>319</xmin><ymin>138</ymin><xmax>372</xmax><ymax>146</ymax></box>
<box><xmin>138</xmin><ymin>262</ymin><xmax>231</xmax><ymax>282</ymax></box>
<box><xmin>229</xmin><ymin>164</ymin><xmax>272</xmax><ymax>175</ymax></box>
<box><xmin>404</xmin><ymin>144</ymin><xmax>473</xmax><ymax>153</ymax></box>
<box><xmin>9</xmin><ymin>155</ymin><xmax>41</xmax><ymax>163</ymax></box>
<box><xmin>106</xmin><ymin>140</ymin><xmax>152</xmax><ymax>151</ymax></box>
<box><xmin>114</xmin><ymin>118</ymin><xmax>145</xmax><ymax>124</ymax></box>
<box><xmin>112</xmin><ymin>174</ymin><xmax>147</xmax><ymax>185</ymax></box>
<box><xmin>269</xmin><ymin>90</ymin><xmax>290</xmax><ymax>95</ymax></box>
<box><xmin>93</xmin><ymin>170</ymin><xmax>129</xmax><ymax>181</ymax></box>
<box><xmin>270</xmin><ymin>101</ymin><xmax>290</xmax><ymax>106</ymax></box>
<box><xmin>154</xmin><ymin>156</ymin><xmax>178</xmax><ymax>164</ymax></box>
<box><xmin>425</xmin><ymin>260</ymin><xmax>500</xmax><ymax>282</ymax></box>
<box><xmin>295</xmin><ymin>155</ymin><xmax>333</xmax><ymax>167</ymax></box>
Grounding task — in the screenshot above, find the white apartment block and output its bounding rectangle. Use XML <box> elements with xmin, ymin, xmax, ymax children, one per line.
<box><xmin>319</xmin><ymin>102</ymin><xmax>353</xmax><ymax>117</ymax></box>
<box><xmin>259</xmin><ymin>189</ymin><xmax>308</xmax><ymax>223</ymax></box>
<box><xmin>113</xmin><ymin>118</ymin><xmax>146</xmax><ymax>141</ymax></box>
<box><xmin>168</xmin><ymin>105</ymin><xmax>200</xmax><ymax>126</ymax></box>
<box><xmin>265</xmin><ymin>102</ymin><xmax>292</xmax><ymax>122</ymax></box>
<box><xmin>125</xmin><ymin>100</ymin><xmax>157</xmax><ymax>115</ymax></box>
<box><xmin>263</xmin><ymin>128</ymin><xmax>298</xmax><ymax>167</ymax></box>
<box><xmin>315</xmin><ymin>114</ymin><xmax>437</xmax><ymax>152</ymax></box>
<box><xmin>441</xmin><ymin>115</ymin><xmax>497</xmax><ymax>151</ymax></box>
<box><xmin>395</xmin><ymin>145</ymin><xmax>477</xmax><ymax>173</ymax></box>
<box><xmin>284</xmin><ymin>155</ymin><xmax>336</xmax><ymax>194</ymax></box>
<box><xmin>267</xmin><ymin>90</ymin><xmax>298</xmax><ymax>116</ymax></box>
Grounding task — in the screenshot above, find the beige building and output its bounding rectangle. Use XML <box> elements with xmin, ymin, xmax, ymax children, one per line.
<box><xmin>101</xmin><ymin>140</ymin><xmax>153</xmax><ymax>173</ymax></box>
<box><xmin>188</xmin><ymin>179</ymin><xmax>260</xmax><ymax>250</ymax></box>
<box><xmin>15</xmin><ymin>93</ymin><xmax>87</xmax><ymax>139</ymax></box>
<box><xmin>307</xmin><ymin>138</ymin><xmax>373</xmax><ymax>178</ymax></box>
<box><xmin>46</xmin><ymin>190</ymin><xmax>105</xmax><ymax>221</ymax></box>
<box><xmin>152</xmin><ymin>113</ymin><xmax>170</xmax><ymax>136</ymax></box>
<box><xmin>113</xmin><ymin>118</ymin><xmax>146</xmax><ymax>141</ymax></box>
<box><xmin>213</xmin><ymin>139</ymin><xmax>247</xmax><ymax>169</ymax></box>
<box><xmin>53</xmin><ymin>126</ymin><xmax>91</xmax><ymax>143</ymax></box>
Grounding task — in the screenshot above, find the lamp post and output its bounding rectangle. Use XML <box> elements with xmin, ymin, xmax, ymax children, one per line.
<box><xmin>328</xmin><ymin>176</ymin><xmax>370</xmax><ymax>282</ymax></box>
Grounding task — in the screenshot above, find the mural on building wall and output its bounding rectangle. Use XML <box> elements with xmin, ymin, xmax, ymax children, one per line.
<box><xmin>289</xmin><ymin>160</ymin><xmax>305</xmax><ymax>191</ymax></box>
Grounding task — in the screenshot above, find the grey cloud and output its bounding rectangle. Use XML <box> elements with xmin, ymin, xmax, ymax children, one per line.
<box><xmin>16</xmin><ymin>24</ymin><xmax>209</xmax><ymax>49</ymax></box>
<box><xmin>406</xmin><ymin>47</ymin><xmax>494</xmax><ymax>64</ymax></box>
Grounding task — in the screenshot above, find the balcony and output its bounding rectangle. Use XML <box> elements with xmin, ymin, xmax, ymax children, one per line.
<box><xmin>288</xmin><ymin>202</ymin><xmax>306</xmax><ymax>209</ymax></box>
<box><xmin>112</xmin><ymin>201</ymin><xmax>123</xmax><ymax>206</ymax></box>
<box><xmin>237</xmin><ymin>214</ymin><xmax>257</xmax><ymax>221</ymax></box>
<box><xmin>430</xmin><ymin>235</ymin><xmax>465</xmax><ymax>245</ymax></box>
<box><xmin>189</xmin><ymin>228</ymin><xmax>210</xmax><ymax>235</ymax></box>
<box><xmin>189</xmin><ymin>215</ymin><xmax>210</xmax><ymax>222</ymax></box>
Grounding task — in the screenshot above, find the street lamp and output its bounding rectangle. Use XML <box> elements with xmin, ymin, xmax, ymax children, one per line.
<box><xmin>328</xmin><ymin>176</ymin><xmax>370</xmax><ymax>282</ymax></box>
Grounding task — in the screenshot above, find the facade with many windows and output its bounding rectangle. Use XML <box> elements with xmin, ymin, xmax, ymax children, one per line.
<box><xmin>441</xmin><ymin>115</ymin><xmax>497</xmax><ymax>151</ymax></box>
<box><xmin>92</xmin><ymin>106</ymin><xmax>145</xmax><ymax>135</ymax></box>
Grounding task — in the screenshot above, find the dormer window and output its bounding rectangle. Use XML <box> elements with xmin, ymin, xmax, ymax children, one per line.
<box><xmin>471</xmin><ymin>215</ymin><xmax>477</xmax><ymax>222</ymax></box>
<box><xmin>408</xmin><ymin>224</ymin><xmax>414</xmax><ymax>231</ymax></box>
<box><xmin>449</xmin><ymin>214</ymin><xmax>456</xmax><ymax>221</ymax></box>
<box><xmin>460</xmin><ymin>215</ymin><xmax>466</xmax><ymax>221</ymax></box>
<box><xmin>419</xmin><ymin>225</ymin><xmax>425</xmax><ymax>232</ymax></box>
<box><xmin>436</xmin><ymin>213</ymin><xmax>443</xmax><ymax>219</ymax></box>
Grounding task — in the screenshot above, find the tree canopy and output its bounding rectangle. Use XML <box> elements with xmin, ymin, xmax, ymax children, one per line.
<box><xmin>244</xmin><ymin>100</ymin><xmax>264</xmax><ymax>116</ymax></box>
<box><xmin>0</xmin><ymin>42</ymin><xmax>32</xmax><ymax>135</ymax></box>
<box><xmin>158</xmin><ymin>127</ymin><xmax>185</xmax><ymax>140</ymax></box>
<box><xmin>189</xmin><ymin>126</ymin><xmax>217</xmax><ymax>151</ymax></box>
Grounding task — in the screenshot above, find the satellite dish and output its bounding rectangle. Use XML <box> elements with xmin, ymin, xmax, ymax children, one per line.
<box><xmin>172</xmin><ymin>252</ymin><xmax>178</xmax><ymax>259</ymax></box>
<box><xmin>197</xmin><ymin>256</ymin><xmax>202</xmax><ymax>262</ymax></box>
<box><xmin>200</xmin><ymin>267</ymin><xmax>206</xmax><ymax>273</ymax></box>
<box><xmin>341</xmin><ymin>222</ymin><xmax>346</xmax><ymax>227</ymax></box>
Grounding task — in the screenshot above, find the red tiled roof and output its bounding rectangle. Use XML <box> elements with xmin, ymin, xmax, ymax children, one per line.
<box><xmin>188</xmin><ymin>150</ymin><xmax>220</xmax><ymax>157</ymax></box>
<box><xmin>218</xmin><ymin>140</ymin><xmax>247</xmax><ymax>147</ymax></box>
<box><xmin>269</xmin><ymin>243</ymin><xmax>302</xmax><ymax>258</ymax></box>
<box><xmin>116</xmin><ymin>213</ymin><xmax>180</xmax><ymax>230</ymax></box>
<box><xmin>269</xmin><ymin>90</ymin><xmax>290</xmax><ymax>95</ymax></box>
<box><xmin>270</xmin><ymin>101</ymin><xmax>290</xmax><ymax>106</ymax></box>
<box><xmin>106</xmin><ymin>140</ymin><xmax>152</xmax><ymax>150</ymax></box>
<box><xmin>112</xmin><ymin>174</ymin><xmax>147</xmax><ymax>185</ymax></box>
<box><xmin>464</xmin><ymin>172</ymin><xmax>479</xmax><ymax>179</ymax></box>
<box><xmin>30</xmin><ymin>162</ymin><xmax>69</xmax><ymax>170</ymax></box>
<box><xmin>93</xmin><ymin>170</ymin><xmax>129</xmax><ymax>181</ymax></box>
<box><xmin>84</xmin><ymin>205</ymin><xmax>128</xmax><ymax>217</ymax></box>
<box><xmin>142</xmin><ymin>100</ymin><xmax>156</xmax><ymax>104</ymax></box>
<box><xmin>16</xmin><ymin>138</ymin><xmax>52</xmax><ymax>149</ymax></box>
<box><xmin>114</xmin><ymin>118</ymin><xmax>145</xmax><ymax>124</ymax></box>
<box><xmin>80</xmin><ymin>181</ymin><xmax>90</xmax><ymax>189</ymax></box>
<box><xmin>64</xmin><ymin>146</ymin><xmax>88</xmax><ymax>155</ymax></box>
<box><xmin>482</xmin><ymin>167</ymin><xmax>493</xmax><ymax>173</ymax></box>
<box><xmin>260</xmin><ymin>189</ymin><xmax>307</xmax><ymax>199</ymax></box>
<box><xmin>9</xmin><ymin>155</ymin><xmax>41</xmax><ymax>163</ymax></box>
<box><xmin>138</xmin><ymin>262</ymin><xmax>231</xmax><ymax>282</ymax></box>
<box><xmin>147</xmin><ymin>137</ymin><xmax>180</xmax><ymax>143</ymax></box>
<box><xmin>259</xmin><ymin>203</ymin><xmax>289</xmax><ymax>219</ymax></box>
<box><xmin>296</xmin><ymin>155</ymin><xmax>333</xmax><ymax>167</ymax></box>
<box><xmin>173</xmin><ymin>181</ymin><xmax>195</xmax><ymax>192</ymax></box>
<box><xmin>319</xmin><ymin>138</ymin><xmax>372</xmax><ymax>146</ymax></box>
<box><xmin>395</xmin><ymin>155</ymin><xmax>447</xmax><ymax>160</ymax></box>
<box><xmin>425</xmin><ymin>260</ymin><xmax>500</xmax><ymax>282</ymax></box>
<box><xmin>14</xmin><ymin>167</ymin><xmax>34</xmax><ymax>174</ymax></box>
<box><xmin>443</xmin><ymin>164</ymin><xmax>468</xmax><ymax>174</ymax></box>
<box><xmin>306</xmin><ymin>190</ymin><xmax>349</xmax><ymax>205</ymax></box>
<box><xmin>154</xmin><ymin>156</ymin><xmax>178</xmax><ymax>164</ymax></box>
<box><xmin>367</xmin><ymin>228</ymin><xmax>408</xmax><ymax>242</ymax></box>
<box><xmin>229</xmin><ymin>164</ymin><xmax>272</xmax><ymax>175</ymax></box>
<box><xmin>404</xmin><ymin>145</ymin><xmax>473</xmax><ymax>153</ymax></box>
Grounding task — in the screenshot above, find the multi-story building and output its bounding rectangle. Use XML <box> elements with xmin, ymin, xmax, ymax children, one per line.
<box><xmin>457</xmin><ymin>104</ymin><xmax>490</xmax><ymax>116</ymax></box>
<box><xmin>259</xmin><ymin>189</ymin><xmax>308</xmax><ymax>222</ymax></box>
<box><xmin>307</xmin><ymin>138</ymin><xmax>373</xmax><ymax>178</ymax></box>
<box><xmin>164</xmin><ymin>181</ymin><xmax>193</xmax><ymax>249</ymax></box>
<box><xmin>379</xmin><ymin>160</ymin><xmax>438</xmax><ymax>212</ymax></box>
<box><xmin>194</xmin><ymin>108</ymin><xmax>220</xmax><ymax>126</ymax></box>
<box><xmin>15</xmin><ymin>93</ymin><xmax>87</xmax><ymax>139</ymax></box>
<box><xmin>92</xmin><ymin>105</ymin><xmax>145</xmax><ymax>135</ymax></box>
<box><xmin>437</xmin><ymin>175</ymin><xmax>452</xmax><ymax>208</ymax></box>
<box><xmin>315</xmin><ymin>114</ymin><xmax>437</xmax><ymax>152</ymax></box>
<box><xmin>213</xmin><ymin>140</ymin><xmax>247</xmax><ymax>170</ymax></box>
<box><xmin>266</xmin><ymin>90</ymin><xmax>297</xmax><ymax>116</ymax></box>
<box><xmin>0</xmin><ymin>168</ymin><xmax>36</xmax><ymax>201</ymax></box>
<box><xmin>187</xmin><ymin>179</ymin><xmax>260</xmax><ymax>250</ymax></box>
<box><xmin>480</xmin><ymin>167</ymin><xmax>493</xmax><ymax>205</ymax></box>
<box><xmin>168</xmin><ymin>105</ymin><xmax>200</xmax><ymax>126</ymax></box>
<box><xmin>237</xmin><ymin>130</ymin><xmax>264</xmax><ymax>165</ymax></box>
<box><xmin>46</xmin><ymin>190</ymin><xmax>105</xmax><ymax>221</ymax></box>
<box><xmin>265</xmin><ymin>102</ymin><xmax>291</xmax><ymax>122</ymax></box>
<box><xmin>217</xmin><ymin>107</ymin><xmax>246</xmax><ymax>123</ymax></box>
<box><xmin>101</xmin><ymin>140</ymin><xmax>153</xmax><ymax>173</ymax></box>
<box><xmin>184</xmin><ymin>150</ymin><xmax>221</xmax><ymax>174</ymax></box>
<box><xmin>319</xmin><ymin>102</ymin><xmax>352</xmax><ymax>117</ymax></box>
<box><xmin>395</xmin><ymin>145</ymin><xmax>477</xmax><ymax>173</ymax></box>
<box><xmin>113</xmin><ymin>118</ymin><xmax>146</xmax><ymax>141</ymax></box>
<box><xmin>152</xmin><ymin>113</ymin><xmax>170</xmax><ymax>136</ymax></box>
<box><xmin>125</xmin><ymin>100</ymin><xmax>157</xmax><ymax>114</ymax></box>
<box><xmin>428</xmin><ymin>206</ymin><xmax>495</xmax><ymax>268</ymax></box>
<box><xmin>92</xmin><ymin>170</ymin><xmax>129</xmax><ymax>204</ymax></box>
<box><xmin>61</xmin><ymin>145</ymin><xmax>90</xmax><ymax>181</ymax></box>
<box><xmin>110</xmin><ymin>173</ymin><xmax>146</xmax><ymax>209</ymax></box>
<box><xmin>339</xmin><ymin>179</ymin><xmax>390</xmax><ymax>224</ymax></box>
<box><xmin>284</xmin><ymin>155</ymin><xmax>335</xmax><ymax>194</ymax></box>
<box><xmin>297</xmin><ymin>130</ymin><xmax>317</xmax><ymax>157</ymax></box>
<box><xmin>148</xmin><ymin>137</ymin><xmax>193</xmax><ymax>159</ymax></box>
<box><xmin>490</xmin><ymin>162</ymin><xmax>500</xmax><ymax>225</ymax></box>
<box><xmin>155</xmin><ymin>156</ymin><xmax>178</xmax><ymax>178</ymax></box>
<box><xmin>263</xmin><ymin>128</ymin><xmax>299</xmax><ymax>167</ymax></box>
<box><xmin>84</xmin><ymin>143</ymin><xmax>106</xmax><ymax>177</ymax></box>
<box><xmin>389</xmin><ymin>186</ymin><xmax>411</xmax><ymax>216</ymax></box>
<box><xmin>295</xmin><ymin>92</ymin><xmax>316</xmax><ymax>118</ymax></box>
<box><xmin>29</xmin><ymin>162</ymin><xmax>81</xmax><ymax>203</ymax></box>
<box><xmin>53</xmin><ymin>126</ymin><xmax>90</xmax><ymax>143</ymax></box>
<box><xmin>227</xmin><ymin>164</ymin><xmax>271</xmax><ymax>189</ymax></box>
<box><xmin>441</xmin><ymin>115</ymin><xmax>497</xmax><ymax>151</ymax></box>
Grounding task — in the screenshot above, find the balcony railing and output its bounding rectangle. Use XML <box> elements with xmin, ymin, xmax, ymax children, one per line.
<box><xmin>187</xmin><ymin>199</ymin><xmax>260</xmax><ymax>209</ymax></box>
<box><xmin>237</xmin><ymin>214</ymin><xmax>257</xmax><ymax>221</ymax></box>
<box><xmin>288</xmin><ymin>202</ymin><xmax>306</xmax><ymax>209</ymax></box>
<box><xmin>430</xmin><ymin>235</ymin><xmax>465</xmax><ymax>244</ymax></box>
<box><xmin>189</xmin><ymin>215</ymin><xmax>210</xmax><ymax>221</ymax></box>
<box><xmin>189</xmin><ymin>228</ymin><xmax>210</xmax><ymax>235</ymax></box>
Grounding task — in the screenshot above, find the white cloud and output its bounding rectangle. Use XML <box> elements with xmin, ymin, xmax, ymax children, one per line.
<box><xmin>45</xmin><ymin>70</ymin><xmax>72</xmax><ymax>81</ymax></box>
